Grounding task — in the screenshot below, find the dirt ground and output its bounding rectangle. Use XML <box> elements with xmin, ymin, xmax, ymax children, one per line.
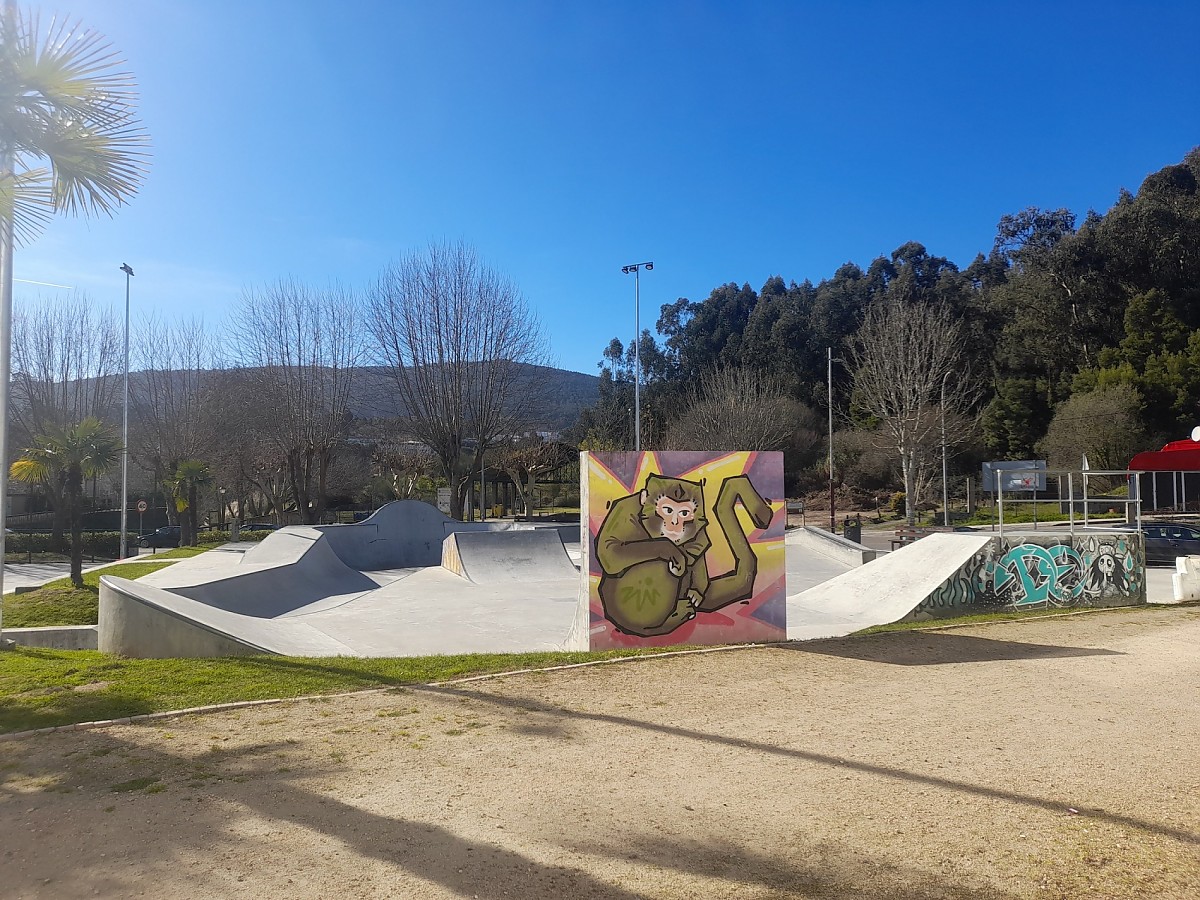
<box><xmin>3</xmin><ymin>607</ymin><xmax>1199</xmax><ymax>900</ymax></box>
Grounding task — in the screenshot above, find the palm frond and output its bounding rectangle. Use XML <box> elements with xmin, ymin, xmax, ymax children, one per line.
<box><xmin>9</xmin><ymin>454</ymin><xmax>51</xmax><ymax>484</ymax></box>
<box><xmin>0</xmin><ymin>166</ymin><xmax>53</xmax><ymax>244</ymax></box>
<box><xmin>1</xmin><ymin>5</ymin><xmax>150</xmax><ymax>220</ymax></box>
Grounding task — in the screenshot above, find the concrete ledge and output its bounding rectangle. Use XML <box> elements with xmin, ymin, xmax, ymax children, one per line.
<box><xmin>786</xmin><ymin>526</ymin><xmax>877</xmax><ymax>566</ymax></box>
<box><xmin>2</xmin><ymin>625</ymin><xmax>98</xmax><ymax>650</ymax></box>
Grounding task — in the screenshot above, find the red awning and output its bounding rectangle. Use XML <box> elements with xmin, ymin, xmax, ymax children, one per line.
<box><xmin>1128</xmin><ymin>440</ymin><xmax>1200</xmax><ymax>471</ymax></box>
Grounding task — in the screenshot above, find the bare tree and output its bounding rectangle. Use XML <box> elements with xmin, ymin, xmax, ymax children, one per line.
<box><xmin>194</xmin><ymin>367</ymin><xmax>286</xmax><ymax>524</ymax></box>
<box><xmin>493</xmin><ymin>435</ymin><xmax>570</xmax><ymax>516</ymax></box>
<box><xmin>662</xmin><ymin>368</ymin><xmax>816</xmax><ymax>451</ymax></box>
<box><xmin>366</xmin><ymin>241</ymin><xmax>550</xmax><ymax>519</ymax></box>
<box><xmin>10</xmin><ymin>292</ymin><xmax>122</xmax><ymax>542</ymax></box>
<box><xmin>849</xmin><ymin>299</ymin><xmax>977</xmax><ymax>524</ymax></box>
<box><xmin>130</xmin><ymin>314</ymin><xmax>217</xmax><ymax>519</ymax></box>
<box><xmin>11</xmin><ymin>292</ymin><xmax>122</xmax><ymax>438</ymax></box>
<box><xmin>232</xmin><ymin>280</ymin><xmax>363</xmax><ymax>524</ymax></box>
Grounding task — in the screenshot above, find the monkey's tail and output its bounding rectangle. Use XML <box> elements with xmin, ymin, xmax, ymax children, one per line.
<box><xmin>698</xmin><ymin>474</ymin><xmax>774</xmax><ymax>611</ymax></box>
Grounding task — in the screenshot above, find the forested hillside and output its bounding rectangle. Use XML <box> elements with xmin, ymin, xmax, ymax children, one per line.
<box><xmin>575</xmin><ymin>148</ymin><xmax>1200</xmax><ymax>497</ymax></box>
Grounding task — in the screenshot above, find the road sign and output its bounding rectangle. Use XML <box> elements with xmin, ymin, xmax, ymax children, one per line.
<box><xmin>137</xmin><ymin>499</ymin><xmax>148</xmax><ymax>513</ymax></box>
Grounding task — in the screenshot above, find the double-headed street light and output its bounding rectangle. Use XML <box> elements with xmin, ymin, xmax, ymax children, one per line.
<box><xmin>119</xmin><ymin>263</ymin><xmax>134</xmax><ymax>559</ymax></box>
<box><xmin>620</xmin><ymin>261</ymin><xmax>653</xmax><ymax>452</ymax></box>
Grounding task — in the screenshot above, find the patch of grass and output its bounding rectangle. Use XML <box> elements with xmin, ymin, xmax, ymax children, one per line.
<box><xmin>0</xmin><ymin>645</ymin><xmax>691</xmax><ymax>734</ymax></box>
<box><xmin>1</xmin><ymin>561</ymin><xmax>178</xmax><ymax>628</ymax></box>
<box><xmin>145</xmin><ymin>545</ymin><xmax>221</xmax><ymax>560</ymax></box>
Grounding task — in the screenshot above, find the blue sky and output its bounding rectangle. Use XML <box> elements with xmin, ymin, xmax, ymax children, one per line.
<box><xmin>13</xmin><ymin>0</ymin><xmax>1200</xmax><ymax>375</ymax></box>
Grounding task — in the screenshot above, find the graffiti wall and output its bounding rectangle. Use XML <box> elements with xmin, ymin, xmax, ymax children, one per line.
<box><xmin>581</xmin><ymin>451</ymin><xmax>786</xmax><ymax>650</ymax></box>
<box><xmin>911</xmin><ymin>532</ymin><xmax>1146</xmax><ymax>620</ymax></box>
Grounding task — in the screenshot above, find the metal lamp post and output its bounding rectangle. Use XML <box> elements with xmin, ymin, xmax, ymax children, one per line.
<box><xmin>119</xmin><ymin>263</ymin><xmax>134</xmax><ymax>559</ymax></box>
<box><xmin>941</xmin><ymin>370</ymin><xmax>950</xmax><ymax>527</ymax></box>
<box><xmin>621</xmin><ymin>261</ymin><xmax>653</xmax><ymax>451</ymax></box>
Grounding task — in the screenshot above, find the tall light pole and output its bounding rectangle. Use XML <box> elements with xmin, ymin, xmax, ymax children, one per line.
<box><xmin>119</xmin><ymin>263</ymin><xmax>134</xmax><ymax>559</ymax></box>
<box><xmin>0</xmin><ymin>142</ymin><xmax>13</xmax><ymax>636</ymax></box>
<box><xmin>941</xmin><ymin>369</ymin><xmax>950</xmax><ymax>528</ymax></box>
<box><xmin>827</xmin><ymin>347</ymin><xmax>836</xmax><ymax>532</ymax></box>
<box><xmin>621</xmin><ymin>261</ymin><xmax>653</xmax><ymax>451</ymax></box>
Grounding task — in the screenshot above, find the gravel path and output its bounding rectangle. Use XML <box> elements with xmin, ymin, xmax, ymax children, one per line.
<box><xmin>3</xmin><ymin>607</ymin><xmax>1199</xmax><ymax>899</ymax></box>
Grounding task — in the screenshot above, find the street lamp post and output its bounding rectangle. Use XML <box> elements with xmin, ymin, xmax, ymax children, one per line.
<box><xmin>119</xmin><ymin>263</ymin><xmax>134</xmax><ymax>559</ymax></box>
<box><xmin>828</xmin><ymin>347</ymin><xmax>839</xmax><ymax>532</ymax></box>
<box><xmin>621</xmin><ymin>261</ymin><xmax>653</xmax><ymax>452</ymax></box>
<box><xmin>941</xmin><ymin>370</ymin><xmax>950</xmax><ymax>528</ymax></box>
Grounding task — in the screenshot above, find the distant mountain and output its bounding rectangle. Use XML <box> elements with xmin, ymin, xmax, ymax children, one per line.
<box><xmin>346</xmin><ymin>364</ymin><xmax>599</xmax><ymax>433</ymax></box>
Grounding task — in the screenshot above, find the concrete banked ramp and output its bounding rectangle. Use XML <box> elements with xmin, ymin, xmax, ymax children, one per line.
<box><xmin>787</xmin><ymin>532</ymin><xmax>992</xmax><ymax>640</ymax></box>
<box><xmin>442</xmin><ymin>529</ymin><xmax>580</xmax><ymax>584</ymax></box>
<box><xmin>99</xmin><ymin>501</ymin><xmax>584</xmax><ymax>658</ymax></box>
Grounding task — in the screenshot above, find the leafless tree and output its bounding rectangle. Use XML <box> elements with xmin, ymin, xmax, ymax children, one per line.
<box><xmin>662</xmin><ymin>368</ymin><xmax>817</xmax><ymax>452</ymax></box>
<box><xmin>130</xmin><ymin>314</ymin><xmax>218</xmax><ymax>519</ymax></box>
<box><xmin>849</xmin><ymin>298</ymin><xmax>977</xmax><ymax>524</ymax></box>
<box><xmin>11</xmin><ymin>292</ymin><xmax>122</xmax><ymax>438</ymax></box>
<box><xmin>232</xmin><ymin>280</ymin><xmax>363</xmax><ymax>524</ymax></box>
<box><xmin>197</xmin><ymin>368</ymin><xmax>288</xmax><ymax>524</ymax></box>
<box><xmin>366</xmin><ymin>241</ymin><xmax>550</xmax><ymax>519</ymax></box>
<box><xmin>493</xmin><ymin>435</ymin><xmax>570</xmax><ymax>515</ymax></box>
<box><xmin>10</xmin><ymin>292</ymin><xmax>122</xmax><ymax>541</ymax></box>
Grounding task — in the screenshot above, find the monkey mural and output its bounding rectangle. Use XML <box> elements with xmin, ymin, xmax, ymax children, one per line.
<box><xmin>595</xmin><ymin>473</ymin><xmax>774</xmax><ymax>637</ymax></box>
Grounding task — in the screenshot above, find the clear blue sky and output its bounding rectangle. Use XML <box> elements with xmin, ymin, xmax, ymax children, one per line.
<box><xmin>13</xmin><ymin>0</ymin><xmax>1200</xmax><ymax>375</ymax></box>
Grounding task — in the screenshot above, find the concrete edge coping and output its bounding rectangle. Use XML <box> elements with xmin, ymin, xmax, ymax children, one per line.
<box><xmin>4</xmin><ymin>602</ymin><xmax>1179</xmax><ymax>744</ymax></box>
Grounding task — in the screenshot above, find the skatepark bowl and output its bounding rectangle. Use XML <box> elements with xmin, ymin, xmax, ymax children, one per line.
<box><xmin>81</xmin><ymin>502</ymin><xmax>1149</xmax><ymax>658</ymax></box>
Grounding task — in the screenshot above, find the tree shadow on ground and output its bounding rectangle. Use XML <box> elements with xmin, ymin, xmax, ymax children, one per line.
<box><xmin>777</xmin><ymin>631</ymin><xmax>1123</xmax><ymax>666</ymax></box>
<box><xmin>555</xmin><ymin>833</ymin><xmax>1018</xmax><ymax>900</ymax></box>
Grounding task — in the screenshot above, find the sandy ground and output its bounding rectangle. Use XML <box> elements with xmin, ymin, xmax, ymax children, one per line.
<box><xmin>3</xmin><ymin>607</ymin><xmax>1199</xmax><ymax>900</ymax></box>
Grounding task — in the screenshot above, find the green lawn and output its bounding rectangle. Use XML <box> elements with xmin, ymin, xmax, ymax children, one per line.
<box><xmin>2</xmin><ymin>561</ymin><xmax>178</xmax><ymax>627</ymax></box>
<box><xmin>0</xmin><ymin>647</ymin><xmax>681</xmax><ymax>734</ymax></box>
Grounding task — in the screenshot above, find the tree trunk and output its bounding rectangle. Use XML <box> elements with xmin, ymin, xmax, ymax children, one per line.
<box><xmin>68</xmin><ymin>466</ymin><xmax>84</xmax><ymax>588</ymax></box>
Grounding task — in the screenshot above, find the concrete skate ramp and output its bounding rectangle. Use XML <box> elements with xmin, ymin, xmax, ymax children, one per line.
<box><xmin>172</xmin><ymin>528</ymin><xmax>379</xmax><ymax>617</ymax></box>
<box><xmin>242</xmin><ymin>500</ymin><xmax>528</xmax><ymax>570</ymax></box>
<box><xmin>442</xmin><ymin>529</ymin><xmax>579</xmax><ymax>584</ymax></box>
<box><xmin>788</xmin><ymin>532</ymin><xmax>991</xmax><ymax>641</ymax></box>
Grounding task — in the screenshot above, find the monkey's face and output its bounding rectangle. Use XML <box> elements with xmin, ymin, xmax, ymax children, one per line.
<box><xmin>653</xmin><ymin>496</ymin><xmax>697</xmax><ymax>544</ymax></box>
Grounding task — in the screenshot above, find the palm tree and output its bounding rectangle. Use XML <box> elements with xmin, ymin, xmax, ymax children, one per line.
<box><xmin>168</xmin><ymin>460</ymin><xmax>212</xmax><ymax>547</ymax></box>
<box><xmin>10</xmin><ymin>417</ymin><xmax>121</xmax><ymax>587</ymax></box>
<box><xmin>0</xmin><ymin>2</ymin><xmax>149</xmax><ymax>621</ymax></box>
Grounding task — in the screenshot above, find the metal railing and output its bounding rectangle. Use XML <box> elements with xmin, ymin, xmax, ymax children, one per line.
<box><xmin>993</xmin><ymin>468</ymin><xmax>1142</xmax><ymax>538</ymax></box>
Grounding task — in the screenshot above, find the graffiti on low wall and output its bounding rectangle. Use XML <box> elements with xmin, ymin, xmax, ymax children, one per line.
<box><xmin>915</xmin><ymin>532</ymin><xmax>1145</xmax><ymax>618</ymax></box>
<box><xmin>582</xmin><ymin>450</ymin><xmax>786</xmax><ymax>650</ymax></box>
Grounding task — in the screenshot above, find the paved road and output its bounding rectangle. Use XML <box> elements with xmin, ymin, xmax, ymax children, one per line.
<box><xmin>2</xmin><ymin>549</ymin><xmax>165</xmax><ymax>595</ymax></box>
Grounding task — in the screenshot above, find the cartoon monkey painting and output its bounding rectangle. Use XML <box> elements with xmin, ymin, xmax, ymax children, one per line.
<box><xmin>595</xmin><ymin>472</ymin><xmax>773</xmax><ymax>637</ymax></box>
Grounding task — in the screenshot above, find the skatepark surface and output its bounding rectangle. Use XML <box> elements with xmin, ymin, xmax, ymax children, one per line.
<box><xmin>95</xmin><ymin>502</ymin><xmax>1044</xmax><ymax>658</ymax></box>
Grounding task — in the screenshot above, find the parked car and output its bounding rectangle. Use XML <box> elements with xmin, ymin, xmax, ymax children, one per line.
<box><xmin>240</xmin><ymin>522</ymin><xmax>280</xmax><ymax>532</ymax></box>
<box><xmin>138</xmin><ymin>526</ymin><xmax>181</xmax><ymax>548</ymax></box>
<box><xmin>1105</xmin><ymin>521</ymin><xmax>1200</xmax><ymax>566</ymax></box>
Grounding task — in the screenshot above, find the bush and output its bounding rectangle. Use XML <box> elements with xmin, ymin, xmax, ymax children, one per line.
<box><xmin>196</xmin><ymin>528</ymin><xmax>274</xmax><ymax>544</ymax></box>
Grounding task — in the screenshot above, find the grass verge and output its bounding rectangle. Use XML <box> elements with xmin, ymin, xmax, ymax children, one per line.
<box><xmin>2</xmin><ymin>561</ymin><xmax>178</xmax><ymax>628</ymax></box>
<box><xmin>0</xmin><ymin>647</ymin><xmax>685</xmax><ymax>734</ymax></box>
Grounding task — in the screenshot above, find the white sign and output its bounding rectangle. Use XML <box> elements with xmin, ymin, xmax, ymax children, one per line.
<box><xmin>436</xmin><ymin>487</ymin><xmax>452</xmax><ymax>514</ymax></box>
